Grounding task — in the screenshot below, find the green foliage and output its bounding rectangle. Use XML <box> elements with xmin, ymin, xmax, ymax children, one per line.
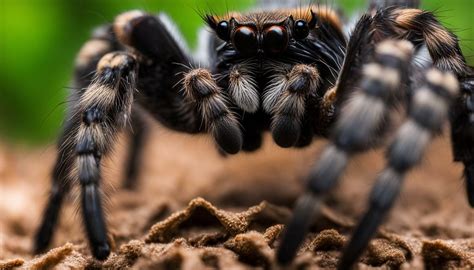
<box><xmin>0</xmin><ymin>0</ymin><xmax>472</xmax><ymax>144</ymax></box>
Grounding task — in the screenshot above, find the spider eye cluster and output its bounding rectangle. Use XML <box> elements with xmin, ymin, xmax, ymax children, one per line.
<box><xmin>208</xmin><ymin>11</ymin><xmax>318</xmax><ymax>55</ymax></box>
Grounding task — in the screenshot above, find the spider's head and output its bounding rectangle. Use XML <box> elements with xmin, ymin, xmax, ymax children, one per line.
<box><xmin>205</xmin><ymin>9</ymin><xmax>318</xmax><ymax>56</ymax></box>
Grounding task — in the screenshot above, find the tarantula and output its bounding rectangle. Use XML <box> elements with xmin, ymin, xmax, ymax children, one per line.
<box><xmin>35</xmin><ymin>0</ymin><xmax>473</xmax><ymax>268</ymax></box>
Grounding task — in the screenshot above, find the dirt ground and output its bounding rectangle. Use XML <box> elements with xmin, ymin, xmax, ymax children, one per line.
<box><xmin>0</xmin><ymin>120</ymin><xmax>473</xmax><ymax>269</ymax></box>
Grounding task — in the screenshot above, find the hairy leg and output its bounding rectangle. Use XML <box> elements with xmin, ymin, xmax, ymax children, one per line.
<box><xmin>263</xmin><ymin>63</ymin><xmax>321</xmax><ymax>147</ymax></box>
<box><xmin>388</xmin><ymin>7</ymin><xmax>474</xmax><ymax>206</ymax></box>
<box><xmin>273</xmin><ymin>65</ymin><xmax>321</xmax><ymax>147</ymax></box>
<box><xmin>34</xmin><ymin>25</ymin><xmax>118</xmax><ymax>255</ymax></box>
<box><xmin>277</xmin><ymin>40</ymin><xmax>414</xmax><ymax>265</ymax></box>
<box><xmin>325</xmin><ymin>5</ymin><xmax>474</xmax><ymax>212</ymax></box>
<box><xmin>37</xmin><ymin>51</ymin><xmax>138</xmax><ymax>260</ymax></box>
<box><xmin>339</xmin><ymin>69</ymin><xmax>459</xmax><ymax>269</ymax></box>
<box><xmin>114</xmin><ymin>11</ymin><xmax>201</xmax><ymax>133</ymax></box>
<box><xmin>183</xmin><ymin>68</ymin><xmax>242</xmax><ymax>154</ymax></box>
<box><xmin>279</xmin><ymin>6</ymin><xmax>473</xmax><ymax>266</ymax></box>
<box><xmin>36</xmin><ymin>9</ymin><xmax>227</xmax><ymax>260</ymax></box>
<box><xmin>34</xmin><ymin>120</ymin><xmax>76</xmax><ymax>255</ymax></box>
<box><xmin>75</xmin><ymin>52</ymin><xmax>138</xmax><ymax>259</ymax></box>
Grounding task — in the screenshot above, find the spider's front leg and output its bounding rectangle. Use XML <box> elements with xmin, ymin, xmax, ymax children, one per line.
<box><xmin>264</xmin><ymin>64</ymin><xmax>321</xmax><ymax>147</ymax></box>
<box><xmin>182</xmin><ymin>68</ymin><xmax>243</xmax><ymax>154</ymax></box>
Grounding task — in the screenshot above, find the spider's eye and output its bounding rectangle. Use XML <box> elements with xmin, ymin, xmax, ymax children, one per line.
<box><xmin>216</xmin><ymin>21</ymin><xmax>230</xmax><ymax>40</ymax></box>
<box><xmin>293</xmin><ymin>20</ymin><xmax>310</xmax><ymax>39</ymax></box>
<box><xmin>263</xmin><ymin>26</ymin><xmax>289</xmax><ymax>54</ymax></box>
<box><xmin>232</xmin><ymin>26</ymin><xmax>258</xmax><ymax>55</ymax></box>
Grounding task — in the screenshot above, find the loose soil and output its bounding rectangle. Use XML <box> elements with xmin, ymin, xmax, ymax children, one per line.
<box><xmin>1</xmin><ymin>121</ymin><xmax>473</xmax><ymax>269</ymax></box>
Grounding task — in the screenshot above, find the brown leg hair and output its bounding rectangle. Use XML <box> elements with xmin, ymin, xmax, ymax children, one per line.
<box><xmin>183</xmin><ymin>68</ymin><xmax>243</xmax><ymax>154</ymax></box>
<box><xmin>34</xmin><ymin>25</ymin><xmax>118</xmax><ymax>256</ymax></box>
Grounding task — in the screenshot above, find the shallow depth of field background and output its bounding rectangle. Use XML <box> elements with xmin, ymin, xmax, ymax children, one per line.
<box><xmin>1</xmin><ymin>0</ymin><xmax>473</xmax><ymax>145</ymax></box>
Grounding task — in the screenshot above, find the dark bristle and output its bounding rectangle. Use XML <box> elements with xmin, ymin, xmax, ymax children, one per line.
<box><xmin>309</xmin><ymin>9</ymin><xmax>318</xmax><ymax>28</ymax></box>
<box><xmin>204</xmin><ymin>14</ymin><xmax>218</xmax><ymax>29</ymax></box>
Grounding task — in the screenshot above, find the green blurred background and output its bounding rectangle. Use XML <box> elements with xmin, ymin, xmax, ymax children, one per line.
<box><xmin>1</xmin><ymin>0</ymin><xmax>472</xmax><ymax>145</ymax></box>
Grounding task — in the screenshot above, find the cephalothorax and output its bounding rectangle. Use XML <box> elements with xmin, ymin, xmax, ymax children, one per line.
<box><xmin>35</xmin><ymin>0</ymin><xmax>474</xmax><ymax>268</ymax></box>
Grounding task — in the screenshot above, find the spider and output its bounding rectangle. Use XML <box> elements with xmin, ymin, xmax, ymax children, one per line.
<box><xmin>34</xmin><ymin>0</ymin><xmax>473</xmax><ymax>268</ymax></box>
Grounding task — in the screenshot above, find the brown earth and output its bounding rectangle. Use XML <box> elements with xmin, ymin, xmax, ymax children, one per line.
<box><xmin>0</xmin><ymin>121</ymin><xmax>473</xmax><ymax>269</ymax></box>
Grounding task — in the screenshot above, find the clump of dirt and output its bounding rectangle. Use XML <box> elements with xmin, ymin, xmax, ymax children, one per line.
<box><xmin>0</xmin><ymin>122</ymin><xmax>473</xmax><ymax>269</ymax></box>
